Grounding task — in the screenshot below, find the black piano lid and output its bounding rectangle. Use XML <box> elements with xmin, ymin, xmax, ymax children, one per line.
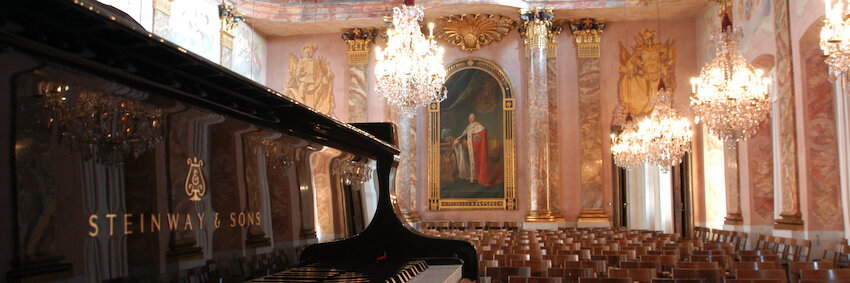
<box><xmin>0</xmin><ymin>0</ymin><xmax>397</xmax><ymax>161</ymax></box>
<box><xmin>0</xmin><ymin>0</ymin><xmax>478</xmax><ymax>280</ymax></box>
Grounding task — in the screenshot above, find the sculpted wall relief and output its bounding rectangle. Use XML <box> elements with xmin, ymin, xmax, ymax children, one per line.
<box><xmin>617</xmin><ymin>29</ymin><xmax>677</xmax><ymax>117</ymax></box>
<box><xmin>286</xmin><ymin>43</ymin><xmax>336</xmax><ymax>115</ymax></box>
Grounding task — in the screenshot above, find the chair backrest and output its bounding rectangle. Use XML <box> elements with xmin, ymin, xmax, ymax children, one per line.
<box><xmin>620</xmin><ymin>261</ymin><xmax>662</xmax><ymax>271</ymax></box>
<box><xmin>546</xmin><ymin>267</ymin><xmax>594</xmax><ymax>283</ymax></box>
<box><xmin>578</xmin><ymin>278</ymin><xmax>632</xmax><ymax>283</ymax></box>
<box><xmin>609</xmin><ymin>268</ymin><xmax>655</xmax><ymax>283</ymax></box>
<box><xmin>487</xmin><ymin>266</ymin><xmax>532</xmax><ymax>283</ymax></box>
<box><xmin>801</xmin><ymin>269</ymin><xmax>850</xmax><ymax>280</ymax></box>
<box><xmin>651</xmin><ymin>279</ymin><xmax>705</xmax><ymax>283</ymax></box>
<box><xmin>675</xmin><ymin>262</ymin><xmax>720</xmax><ymax>269</ymax></box>
<box><xmin>735</xmin><ymin>269</ymin><xmax>788</xmax><ymax>283</ymax></box>
<box><xmin>732</xmin><ymin>261</ymin><xmax>778</xmax><ymax>271</ymax></box>
<box><xmin>726</xmin><ymin>280</ymin><xmax>783</xmax><ymax>283</ymax></box>
<box><xmin>672</xmin><ymin>268</ymin><xmax>724</xmax><ymax>283</ymax></box>
<box><xmin>508</xmin><ymin>276</ymin><xmax>564</xmax><ymax>283</ymax></box>
<box><xmin>497</xmin><ymin>254</ymin><xmax>533</xmax><ymax>265</ymax></box>
<box><xmin>509</xmin><ymin>260</ymin><xmax>553</xmax><ymax>276</ymax></box>
<box><xmin>800</xmin><ymin>280</ymin><xmax>850</xmax><ymax>283</ymax></box>
<box><xmin>564</xmin><ymin>260</ymin><xmax>607</xmax><ymax>276</ymax></box>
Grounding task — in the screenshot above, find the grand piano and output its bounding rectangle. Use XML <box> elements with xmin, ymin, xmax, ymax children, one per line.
<box><xmin>0</xmin><ymin>0</ymin><xmax>477</xmax><ymax>282</ymax></box>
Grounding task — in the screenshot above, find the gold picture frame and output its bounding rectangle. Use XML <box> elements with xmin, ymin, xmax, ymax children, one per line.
<box><xmin>428</xmin><ymin>58</ymin><xmax>516</xmax><ymax>210</ymax></box>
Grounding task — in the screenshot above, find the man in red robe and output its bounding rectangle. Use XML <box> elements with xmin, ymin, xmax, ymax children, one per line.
<box><xmin>452</xmin><ymin>113</ymin><xmax>498</xmax><ymax>186</ymax></box>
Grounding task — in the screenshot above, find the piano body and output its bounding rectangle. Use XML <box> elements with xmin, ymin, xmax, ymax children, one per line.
<box><xmin>0</xmin><ymin>0</ymin><xmax>477</xmax><ymax>282</ymax></box>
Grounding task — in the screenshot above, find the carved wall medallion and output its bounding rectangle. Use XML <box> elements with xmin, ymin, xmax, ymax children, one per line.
<box><xmin>434</xmin><ymin>14</ymin><xmax>516</xmax><ymax>52</ymax></box>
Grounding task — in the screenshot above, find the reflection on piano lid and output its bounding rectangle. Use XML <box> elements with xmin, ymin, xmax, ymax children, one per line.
<box><xmin>0</xmin><ymin>0</ymin><xmax>477</xmax><ymax>282</ymax></box>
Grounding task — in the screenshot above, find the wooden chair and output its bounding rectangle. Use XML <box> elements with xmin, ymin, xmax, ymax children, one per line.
<box><xmin>672</xmin><ymin>268</ymin><xmax>724</xmax><ymax>283</ymax></box>
<box><xmin>510</xmin><ymin>260</ymin><xmax>552</xmax><ymax>277</ymax></box>
<box><xmin>497</xmin><ymin>254</ymin><xmax>532</xmax><ymax>266</ymax></box>
<box><xmin>578</xmin><ymin>278</ymin><xmax>632</xmax><ymax>283</ymax></box>
<box><xmin>642</xmin><ymin>255</ymin><xmax>678</xmax><ymax>271</ymax></box>
<box><xmin>487</xmin><ymin>266</ymin><xmax>532</xmax><ymax>283</ymax></box>
<box><xmin>789</xmin><ymin>261</ymin><xmax>834</xmax><ymax>283</ymax></box>
<box><xmin>741</xmin><ymin>255</ymin><xmax>780</xmax><ymax>262</ymax></box>
<box><xmin>823</xmin><ymin>243</ymin><xmax>841</xmax><ymax>262</ymax></box>
<box><xmin>481</xmin><ymin>260</ymin><xmax>501</xmax><ymax>274</ymax></box>
<box><xmin>675</xmin><ymin>262</ymin><xmax>720</xmax><ymax>269</ymax></box>
<box><xmin>508</xmin><ymin>276</ymin><xmax>564</xmax><ymax>283</ymax></box>
<box><xmin>726</xmin><ymin>280</ymin><xmax>783</xmax><ymax>283</ymax></box>
<box><xmin>799</xmin><ymin>280</ymin><xmax>850</xmax><ymax>283</ymax></box>
<box><xmin>564</xmin><ymin>260</ymin><xmax>608</xmax><ymax>277</ymax></box>
<box><xmin>691</xmin><ymin>255</ymin><xmax>730</xmax><ymax>271</ymax></box>
<box><xmin>800</xmin><ymin>269</ymin><xmax>850</xmax><ymax>281</ymax></box>
<box><xmin>546</xmin><ymin>267</ymin><xmax>594</xmax><ymax>283</ymax></box>
<box><xmin>610</xmin><ymin>268</ymin><xmax>655</xmax><ymax>283</ymax></box>
<box><xmin>735</xmin><ymin>269</ymin><xmax>787</xmax><ymax>283</ymax></box>
<box><xmin>755</xmin><ymin>235</ymin><xmax>768</xmax><ymax>250</ymax></box>
<box><xmin>790</xmin><ymin>239</ymin><xmax>811</xmax><ymax>262</ymax></box>
<box><xmin>651</xmin><ymin>279</ymin><xmax>705</xmax><ymax>283</ymax></box>
<box><xmin>732</xmin><ymin>261</ymin><xmax>778</xmax><ymax>275</ymax></box>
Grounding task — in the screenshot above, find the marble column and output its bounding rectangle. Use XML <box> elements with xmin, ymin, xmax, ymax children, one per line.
<box><xmin>152</xmin><ymin>0</ymin><xmax>172</xmax><ymax>38</ymax></box>
<box><xmin>772</xmin><ymin>0</ymin><xmax>803</xmax><ymax>230</ymax></box>
<box><xmin>342</xmin><ymin>28</ymin><xmax>378</xmax><ymax>123</ymax></box>
<box><xmin>396</xmin><ymin>114</ymin><xmax>420</xmax><ymax>222</ymax></box>
<box><xmin>521</xmin><ymin>8</ymin><xmax>564</xmax><ymax>222</ymax></box>
<box><xmin>570</xmin><ymin>18</ymin><xmax>609</xmax><ymax>223</ymax></box>
<box><xmin>835</xmin><ymin>74</ymin><xmax>850</xmax><ymax>239</ymax></box>
<box><xmin>724</xmin><ymin>141</ymin><xmax>743</xmax><ymax>225</ymax></box>
<box><xmin>546</xmin><ymin>21</ymin><xmax>565</xmax><ymax>216</ymax></box>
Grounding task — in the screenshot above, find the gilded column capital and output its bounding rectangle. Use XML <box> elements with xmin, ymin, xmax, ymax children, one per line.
<box><xmin>218</xmin><ymin>4</ymin><xmax>244</xmax><ymax>37</ymax></box>
<box><xmin>342</xmin><ymin>28</ymin><xmax>379</xmax><ymax>66</ymax></box>
<box><xmin>518</xmin><ymin>8</ymin><xmax>554</xmax><ymax>51</ymax></box>
<box><xmin>153</xmin><ymin>0</ymin><xmax>173</xmax><ymax>15</ymax></box>
<box><xmin>569</xmin><ymin>18</ymin><xmax>606</xmax><ymax>59</ymax></box>
<box><xmin>547</xmin><ymin>19</ymin><xmax>565</xmax><ymax>58</ymax></box>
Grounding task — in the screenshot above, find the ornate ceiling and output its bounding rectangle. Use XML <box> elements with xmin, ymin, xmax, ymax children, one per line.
<box><xmin>236</xmin><ymin>0</ymin><xmax>710</xmax><ymax>36</ymax></box>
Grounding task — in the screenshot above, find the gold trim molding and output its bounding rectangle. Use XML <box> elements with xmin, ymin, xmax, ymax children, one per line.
<box><xmin>433</xmin><ymin>14</ymin><xmax>516</xmax><ymax>53</ymax></box>
<box><xmin>569</xmin><ymin>18</ymin><xmax>606</xmax><ymax>59</ymax></box>
<box><xmin>577</xmin><ymin>209</ymin><xmax>609</xmax><ymax>222</ymax></box>
<box><xmin>428</xmin><ymin>58</ymin><xmax>516</xmax><ymax>210</ymax></box>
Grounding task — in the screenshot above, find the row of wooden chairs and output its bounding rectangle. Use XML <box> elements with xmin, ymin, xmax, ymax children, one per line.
<box><xmin>420</xmin><ymin>221</ymin><xmax>524</xmax><ymax>230</ymax></box>
<box><xmin>238</xmin><ymin>249</ymin><xmax>290</xmax><ymax>280</ymax></box>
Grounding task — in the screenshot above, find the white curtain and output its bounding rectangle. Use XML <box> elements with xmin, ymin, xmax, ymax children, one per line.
<box><xmin>626</xmin><ymin>163</ymin><xmax>674</xmax><ymax>233</ymax></box>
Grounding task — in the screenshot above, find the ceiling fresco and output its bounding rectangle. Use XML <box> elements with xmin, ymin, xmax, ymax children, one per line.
<box><xmin>236</xmin><ymin>0</ymin><xmax>709</xmax><ymax>36</ymax></box>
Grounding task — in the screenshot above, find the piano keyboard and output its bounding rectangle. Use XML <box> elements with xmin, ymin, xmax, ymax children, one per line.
<box><xmin>251</xmin><ymin>260</ymin><xmax>430</xmax><ymax>283</ymax></box>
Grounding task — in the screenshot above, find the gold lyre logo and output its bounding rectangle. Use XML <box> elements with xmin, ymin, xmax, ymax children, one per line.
<box><xmin>185</xmin><ymin>157</ymin><xmax>207</xmax><ymax>201</ymax></box>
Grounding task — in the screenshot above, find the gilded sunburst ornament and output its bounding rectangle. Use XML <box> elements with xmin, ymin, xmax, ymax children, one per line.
<box><xmin>434</xmin><ymin>14</ymin><xmax>516</xmax><ymax>52</ymax></box>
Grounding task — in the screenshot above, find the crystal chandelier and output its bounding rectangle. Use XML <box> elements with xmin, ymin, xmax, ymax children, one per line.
<box><xmin>639</xmin><ymin>82</ymin><xmax>693</xmax><ymax>171</ymax></box>
<box><xmin>39</xmin><ymin>81</ymin><xmax>163</xmax><ymax>167</ymax></box>
<box><xmin>611</xmin><ymin>122</ymin><xmax>646</xmax><ymax>170</ymax></box>
<box><xmin>822</xmin><ymin>0</ymin><xmax>850</xmax><ymax>76</ymax></box>
<box><xmin>689</xmin><ymin>12</ymin><xmax>771</xmax><ymax>144</ymax></box>
<box><xmin>253</xmin><ymin>136</ymin><xmax>296</xmax><ymax>171</ymax></box>
<box><xmin>374</xmin><ymin>0</ymin><xmax>447</xmax><ymax>116</ymax></box>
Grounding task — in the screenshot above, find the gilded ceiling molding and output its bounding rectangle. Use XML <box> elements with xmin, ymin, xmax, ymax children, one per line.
<box><xmin>568</xmin><ymin>18</ymin><xmax>606</xmax><ymax>59</ymax></box>
<box><xmin>432</xmin><ymin>14</ymin><xmax>516</xmax><ymax>52</ymax></box>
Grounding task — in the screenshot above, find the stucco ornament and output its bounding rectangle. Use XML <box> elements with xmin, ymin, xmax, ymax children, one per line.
<box><xmin>285</xmin><ymin>43</ymin><xmax>335</xmax><ymax>115</ymax></box>
<box><xmin>618</xmin><ymin>29</ymin><xmax>677</xmax><ymax>116</ymax></box>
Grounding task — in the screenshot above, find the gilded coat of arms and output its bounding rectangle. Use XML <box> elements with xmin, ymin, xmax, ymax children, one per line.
<box><xmin>185</xmin><ymin>157</ymin><xmax>207</xmax><ymax>201</ymax></box>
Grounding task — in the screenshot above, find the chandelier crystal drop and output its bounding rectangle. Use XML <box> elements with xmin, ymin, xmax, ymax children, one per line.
<box><xmin>822</xmin><ymin>0</ymin><xmax>850</xmax><ymax>76</ymax></box>
<box><xmin>374</xmin><ymin>3</ymin><xmax>447</xmax><ymax>116</ymax></box>
<box><xmin>689</xmin><ymin>15</ymin><xmax>771</xmax><ymax>144</ymax></box>
<box><xmin>639</xmin><ymin>83</ymin><xmax>693</xmax><ymax>171</ymax></box>
<box><xmin>39</xmin><ymin>81</ymin><xmax>164</xmax><ymax>167</ymax></box>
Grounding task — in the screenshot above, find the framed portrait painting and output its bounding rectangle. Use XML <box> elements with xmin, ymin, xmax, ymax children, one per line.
<box><xmin>428</xmin><ymin>58</ymin><xmax>516</xmax><ymax>210</ymax></box>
